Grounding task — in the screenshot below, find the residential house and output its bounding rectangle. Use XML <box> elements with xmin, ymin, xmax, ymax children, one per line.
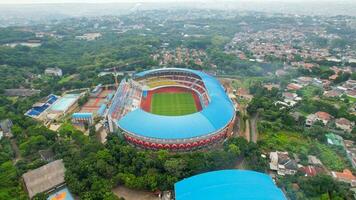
<box><xmin>335</xmin><ymin>118</ymin><xmax>354</xmax><ymax>132</ymax></box>
<box><xmin>306</xmin><ymin>111</ymin><xmax>332</xmax><ymax>126</ymax></box>
<box><xmin>307</xmin><ymin>155</ymin><xmax>323</xmax><ymax>166</ymax></box>
<box><xmin>300</xmin><ymin>165</ymin><xmax>324</xmax><ymax>177</ymax></box>
<box><xmin>326</xmin><ymin>133</ymin><xmax>344</xmax><ymax>146</ymax></box>
<box><xmin>45</xmin><ymin>68</ymin><xmax>62</xmax><ymax>77</ymax></box>
<box><xmin>269</xmin><ymin>151</ymin><xmax>298</xmax><ymax>176</ymax></box>
<box><xmin>331</xmin><ymin>169</ymin><xmax>356</xmax><ymax>186</ymax></box>
<box><xmin>0</xmin><ymin>119</ymin><xmax>13</xmax><ymax>139</ymax></box>
<box><xmin>344</xmin><ymin>140</ymin><xmax>356</xmax><ymax>169</ymax></box>
<box><xmin>287</xmin><ymin>83</ymin><xmax>303</xmax><ymax>91</ymax></box>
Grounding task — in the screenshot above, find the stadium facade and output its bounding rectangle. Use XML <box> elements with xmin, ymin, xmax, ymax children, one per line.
<box><xmin>175</xmin><ymin>170</ymin><xmax>287</xmax><ymax>200</ymax></box>
<box><xmin>108</xmin><ymin>68</ymin><xmax>235</xmax><ymax>150</ymax></box>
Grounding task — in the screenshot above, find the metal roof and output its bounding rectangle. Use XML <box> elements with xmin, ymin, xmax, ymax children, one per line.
<box><xmin>117</xmin><ymin>68</ymin><xmax>235</xmax><ymax>139</ymax></box>
<box><xmin>175</xmin><ymin>170</ymin><xmax>287</xmax><ymax>200</ymax></box>
<box><xmin>22</xmin><ymin>160</ymin><xmax>65</xmax><ymax>198</ymax></box>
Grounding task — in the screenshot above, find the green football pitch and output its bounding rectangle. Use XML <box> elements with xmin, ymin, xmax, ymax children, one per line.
<box><xmin>151</xmin><ymin>92</ymin><xmax>197</xmax><ymax>116</ymax></box>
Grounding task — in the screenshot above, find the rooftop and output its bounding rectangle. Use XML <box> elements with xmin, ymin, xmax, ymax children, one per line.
<box><xmin>117</xmin><ymin>68</ymin><xmax>235</xmax><ymax>139</ymax></box>
<box><xmin>175</xmin><ymin>170</ymin><xmax>286</xmax><ymax>200</ymax></box>
<box><xmin>22</xmin><ymin>160</ymin><xmax>65</xmax><ymax>198</ymax></box>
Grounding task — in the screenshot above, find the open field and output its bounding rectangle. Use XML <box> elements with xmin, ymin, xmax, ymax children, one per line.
<box><xmin>151</xmin><ymin>92</ymin><xmax>197</xmax><ymax>116</ymax></box>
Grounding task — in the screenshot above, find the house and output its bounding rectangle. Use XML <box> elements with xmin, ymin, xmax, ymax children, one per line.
<box><xmin>0</xmin><ymin>119</ymin><xmax>13</xmax><ymax>138</ymax></box>
<box><xmin>269</xmin><ymin>151</ymin><xmax>298</xmax><ymax>176</ymax></box>
<box><xmin>295</xmin><ymin>76</ymin><xmax>313</xmax><ymax>86</ymax></box>
<box><xmin>346</xmin><ymin>90</ymin><xmax>356</xmax><ymax>98</ymax></box>
<box><xmin>22</xmin><ymin>159</ymin><xmax>66</xmax><ymax>198</ymax></box>
<box><xmin>307</xmin><ymin>155</ymin><xmax>323</xmax><ymax>166</ymax></box>
<box><xmin>324</xmin><ymin>89</ymin><xmax>342</xmax><ymax>98</ymax></box>
<box><xmin>283</xmin><ymin>92</ymin><xmax>298</xmax><ymax>100</ymax></box>
<box><xmin>306</xmin><ymin>111</ymin><xmax>332</xmax><ymax>126</ymax></box>
<box><xmin>45</xmin><ymin>68</ymin><xmax>62</xmax><ymax>77</ymax></box>
<box><xmin>263</xmin><ymin>83</ymin><xmax>280</xmax><ymax>91</ymax></box>
<box><xmin>331</xmin><ymin>169</ymin><xmax>356</xmax><ymax>186</ymax></box>
<box><xmin>315</xmin><ymin>111</ymin><xmax>332</xmax><ymax>125</ymax></box>
<box><xmin>329</xmin><ymin>74</ymin><xmax>338</xmax><ymax>81</ymax></box>
<box><xmin>4</xmin><ymin>89</ymin><xmax>41</xmax><ymax>97</ymax></box>
<box><xmin>326</xmin><ymin>133</ymin><xmax>344</xmax><ymax>146</ymax></box>
<box><xmin>287</xmin><ymin>83</ymin><xmax>303</xmax><ymax>91</ymax></box>
<box><xmin>39</xmin><ymin>149</ymin><xmax>55</xmax><ymax>162</ymax></box>
<box><xmin>300</xmin><ymin>165</ymin><xmax>324</xmax><ymax>177</ymax></box>
<box><xmin>306</xmin><ymin>114</ymin><xmax>317</xmax><ymax>126</ymax></box>
<box><xmin>335</xmin><ymin>118</ymin><xmax>354</xmax><ymax>132</ymax></box>
<box><xmin>343</xmin><ymin>140</ymin><xmax>356</xmax><ymax>169</ymax></box>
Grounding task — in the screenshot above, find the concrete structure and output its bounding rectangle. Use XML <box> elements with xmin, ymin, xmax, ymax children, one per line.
<box><xmin>108</xmin><ymin>68</ymin><xmax>235</xmax><ymax>150</ymax></box>
<box><xmin>306</xmin><ymin>111</ymin><xmax>332</xmax><ymax>126</ymax></box>
<box><xmin>45</xmin><ymin>68</ymin><xmax>63</xmax><ymax>77</ymax></box>
<box><xmin>331</xmin><ymin>169</ymin><xmax>356</xmax><ymax>186</ymax></box>
<box><xmin>22</xmin><ymin>160</ymin><xmax>65</xmax><ymax>199</ymax></box>
<box><xmin>335</xmin><ymin>118</ymin><xmax>353</xmax><ymax>132</ymax></box>
<box><xmin>269</xmin><ymin>151</ymin><xmax>298</xmax><ymax>176</ymax></box>
<box><xmin>0</xmin><ymin>119</ymin><xmax>13</xmax><ymax>139</ymax></box>
<box><xmin>174</xmin><ymin>170</ymin><xmax>286</xmax><ymax>200</ymax></box>
<box><xmin>326</xmin><ymin>133</ymin><xmax>344</xmax><ymax>146</ymax></box>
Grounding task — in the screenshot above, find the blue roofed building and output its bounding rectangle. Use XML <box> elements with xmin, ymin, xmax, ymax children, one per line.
<box><xmin>175</xmin><ymin>170</ymin><xmax>287</xmax><ymax>200</ymax></box>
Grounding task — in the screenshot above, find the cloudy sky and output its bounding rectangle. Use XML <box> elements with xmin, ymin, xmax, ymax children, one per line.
<box><xmin>0</xmin><ymin>0</ymin><xmax>348</xmax><ymax>4</ymax></box>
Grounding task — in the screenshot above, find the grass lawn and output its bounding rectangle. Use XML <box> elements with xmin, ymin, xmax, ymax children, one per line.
<box><xmin>151</xmin><ymin>92</ymin><xmax>197</xmax><ymax>116</ymax></box>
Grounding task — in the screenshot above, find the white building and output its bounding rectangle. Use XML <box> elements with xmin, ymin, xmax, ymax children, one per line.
<box><xmin>45</xmin><ymin>68</ymin><xmax>63</xmax><ymax>77</ymax></box>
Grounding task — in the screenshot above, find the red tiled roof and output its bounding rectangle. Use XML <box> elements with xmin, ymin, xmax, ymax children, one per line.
<box><xmin>333</xmin><ymin>169</ymin><xmax>356</xmax><ymax>182</ymax></box>
<box><xmin>336</xmin><ymin>118</ymin><xmax>351</xmax><ymax>126</ymax></box>
<box><xmin>315</xmin><ymin>111</ymin><xmax>332</xmax><ymax>121</ymax></box>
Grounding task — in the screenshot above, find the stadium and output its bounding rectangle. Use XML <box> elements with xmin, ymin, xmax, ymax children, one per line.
<box><xmin>108</xmin><ymin>68</ymin><xmax>236</xmax><ymax>150</ymax></box>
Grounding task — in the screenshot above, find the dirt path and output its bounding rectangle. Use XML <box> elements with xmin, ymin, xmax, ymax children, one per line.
<box><xmin>10</xmin><ymin>139</ymin><xmax>21</xmax><ymax>163</ymax></box>
<box><xmin>250</xmin><ymin>113</ymin><xmax>259</xmax><ymax>143</ymax></box>
<box><xmin>112</xmin><ymin>186</ymin><xmax>159</xmax><ymax>200</ymax></box>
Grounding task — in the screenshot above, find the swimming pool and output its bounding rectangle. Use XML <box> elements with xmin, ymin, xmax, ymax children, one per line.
<box><xmin>50</xmin><ymin>94</ymin><xmax>80</xmax><ymax>112</ymax></box>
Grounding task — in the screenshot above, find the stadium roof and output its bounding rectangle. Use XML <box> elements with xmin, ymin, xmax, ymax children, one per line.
<box><xmin>175</xmin><ymin>170</ymin><xmax>287</xmax><ymax>200</ymax></box>
<box><xmin>117</xmin><ymin>68</ymin><xmax>235</xmax><ymax>139</ymax></box>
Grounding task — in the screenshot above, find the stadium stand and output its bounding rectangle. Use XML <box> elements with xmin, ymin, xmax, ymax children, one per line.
<box><xmin>108</xmin><ymin>68</ymin><xmax>235</xmax><ymax>151</ymax></box>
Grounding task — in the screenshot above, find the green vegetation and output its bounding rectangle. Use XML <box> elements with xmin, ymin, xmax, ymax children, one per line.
<box><xmin>151</xmin><ymin>92</ymin><xmax>197</xmax><ymax>116</ymax></box>
<box><xmin>259</xmin><ymin>131</ymin><xmax>347</xmax><ymax>171</ymax></box>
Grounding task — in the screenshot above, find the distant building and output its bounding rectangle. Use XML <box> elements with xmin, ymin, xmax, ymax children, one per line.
<box><xmin>326</xmin><ymin>133</ymin><xmax>343</xmax><ymax>146</ymax></box>
<box><xmin>286</xmin><ymin>83</ymin><xmax>303</xmax><ymax>91</ymax></box>
<box><xmin>75</xmin><ymin>33</ymin><xmax>102</xmax><ymax>41</ymax></box>
<box><xmin>0</xmin><ymin>119</ymin><xmax>13</xmax><ymax>139</ymax></box>
<box><xmin>4</xmin><ymin>89</ymin><xmax>41</xmax><ymax>97</ymax></box>
<box><xmin>22</xmin><ymin>160</ymin><xmax>66</xmax><ymax>199</ymax></box>
<box><xmin>331</xmin><ymin>169</ymin><xmax>356</xmax><ymax>186</ymax></box>
<box><xmin>269</xmin><ymin>151</ymin><xmax>298</xmax><ymax>176</ymax></box>
<box><xmin>335</xmin><ymin>118</ymin><xmax>354</xmax><ymax>132</ymax></box>
<box><xmin>324</xmin><ymin>89</ymin><xmax>342</xmax><ymax>98</ymax></box>
<box><xmin>39</xmin><ymin>149</ymin><xmax>55</xmax><ymax>162</ymax></box>
<box><xmin>343</xmin><ymin>140</ymin><xmax>356</xmax><ymax>169</ymax></box>
<box><xmin>306</xmin><ymin>111</ymin><xmax>332</xmax><ymax>126</ymax></box>
<box><xmin>45</xmin><ymin>68</ymin><xmax>63</xmax><ymax>77</ymax></box>
<box><xmin>300</xmin><ymin>165</ymin><xmax>324</xmax><ymax>177</ymax></box>
<box><xmin>307</xmin><ymin>155</ymin><xmax>323</xmax><ymax>166</ymax></box>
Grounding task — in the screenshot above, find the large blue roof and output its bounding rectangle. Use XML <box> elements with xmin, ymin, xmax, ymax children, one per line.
<box><xmin>117</xmin><ymin>68</ymin><xmax>235</xmax><ymax>140</ymax></box>
<box><xmin>175</xmin><ymin>170</ymin><xmax>287</xmax><ymax>200</ymax></box>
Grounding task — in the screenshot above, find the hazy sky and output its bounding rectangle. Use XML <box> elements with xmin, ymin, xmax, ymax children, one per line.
<box><xmin>0</xmin><ymin>0</ymin><xmax>348</xmax><ymax>4</ymax></box>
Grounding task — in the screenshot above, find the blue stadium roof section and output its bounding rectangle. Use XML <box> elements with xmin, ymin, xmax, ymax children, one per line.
<box><xmin>117</xmin><ymin>68</ymin><xmax>235</xmax><ymax>139</ymax></box>
<box><xmin>175</xmin><ymin>170</ymin><xmax>287</xmax><ymax>200</ymax></box>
